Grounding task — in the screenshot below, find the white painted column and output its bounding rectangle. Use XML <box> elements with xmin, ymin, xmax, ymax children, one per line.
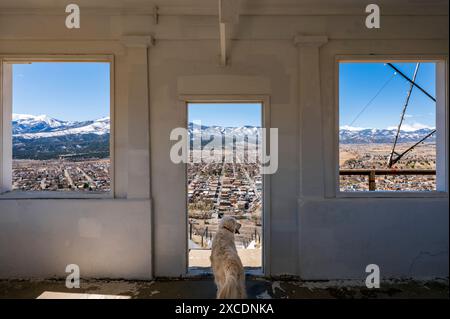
<box><xmin>120</xmin><ymin>35</ymin><xmax>154</xmax><ymax>199</ymax></box>
<box><xmin>295</xmin><ymin>35</ymin><xmax>328</xmax><ymax>199</ymax></box>
<box><xmin>295</xmin><ymin>35</ymin><xmax>328</xmax><ymax>278</ymax></box>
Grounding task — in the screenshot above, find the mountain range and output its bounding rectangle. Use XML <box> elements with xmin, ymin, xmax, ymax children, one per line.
<box><xmin>339</xmin><ymin>127</ymin><xmax>435</xmax><ymax>144</ymax></box>
<box><xmin>13</xmin><ymin>114</ymin><xmax>110</xmax><ymax>160</ymax></box>
<box><xmin>11</xmin><ymin>114</ymin><xmax>435</xmax><ymax>159</ymax></box>
<box><xmin>188</xmin><ymin>122</ymin><xmax>435</xmax><ymax>145</ymax></box>
<box><xmin>188</xmin><ymin>122</ymin><xmax>261</xmax><ymax>147</ymax></box>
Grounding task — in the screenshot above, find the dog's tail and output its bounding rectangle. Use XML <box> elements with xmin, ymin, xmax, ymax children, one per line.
<box><xmin>217</xmin><ymin>265</ymin><xmax>246</xmax><ymax>299</ymax></box>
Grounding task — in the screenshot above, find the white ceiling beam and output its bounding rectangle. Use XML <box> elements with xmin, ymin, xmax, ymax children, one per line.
<box><xmin>218</xmin><ymin>0</ymin><xmax>240</xmax><ymax>66</ymax></box>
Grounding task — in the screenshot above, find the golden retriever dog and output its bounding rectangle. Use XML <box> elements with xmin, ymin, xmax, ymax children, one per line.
<box><xmin>210</xmin><ymin>216</ymin><xmax>246</xmax><ymax>299</ymax></box>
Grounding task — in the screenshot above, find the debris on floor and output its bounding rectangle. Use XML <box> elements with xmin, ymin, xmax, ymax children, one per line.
<box><xmin>0</xmin><ymin>277</ymin><xmax>447</xmax><ymax>299</ymax></box>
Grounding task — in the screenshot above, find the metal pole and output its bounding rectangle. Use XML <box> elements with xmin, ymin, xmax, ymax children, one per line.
<box><xmin>389</xmin><ymin>129</ymin><xmax>436</xmax><ymax>167</ymax></box>
<box><xmin>386</xmin><ymin>63</ymin><xmax>436</xmax><ymax>102</ymax></box>
<box><xmin>388</xmin><ymin>63</ymin><xmax>420</xmax><ymax>167</ymax></box>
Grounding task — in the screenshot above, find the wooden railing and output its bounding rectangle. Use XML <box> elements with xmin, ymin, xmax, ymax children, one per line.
<box><xmin>339</xmin><ymin>169</ymin><xmax>436</xmax><ymax>191</ymax></box>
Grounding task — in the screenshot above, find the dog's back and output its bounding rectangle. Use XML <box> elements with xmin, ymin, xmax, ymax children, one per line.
<box><xmin>211</xmin><ymin>217</ymin><xmax>246</xmax><ymax>299</ymax></box>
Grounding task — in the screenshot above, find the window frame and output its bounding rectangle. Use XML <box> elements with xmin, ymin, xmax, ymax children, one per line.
<box><xmin>335</xmin><ymin>55</ymin><xmax>448</xmax><ymax>198</ymax></box>
<box><xmin>0</xmin><ymin>55</ymin><xmax>115</xmax><ymax>199</ymax></box>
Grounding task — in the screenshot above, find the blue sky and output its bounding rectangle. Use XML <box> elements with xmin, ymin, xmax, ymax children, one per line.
<box><xmin>12</xmin><ymin>62</ymin><xmax>110</xmax><ymax>121</ymax></box>
<box><xmin>339</xmin><ymin>62</ymin><xmax>436</xmax><ymax>130</ymax></box>
<box><xmin>188</xmin><ymin>103</ymin><xmax>262</xmax><ymax>127</ymax></box>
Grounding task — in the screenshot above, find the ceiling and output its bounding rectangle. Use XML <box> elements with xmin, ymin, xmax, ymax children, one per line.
<box><xmin>0</xmin><ymin>0</ymin><xmax>447</xmax><ymax>15</ymax></box>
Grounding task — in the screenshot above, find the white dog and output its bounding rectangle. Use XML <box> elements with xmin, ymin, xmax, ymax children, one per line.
<box><xmin>210</xmin><ymin>216</ymin><xmax>246</xmax><ymax>299</ymax></box>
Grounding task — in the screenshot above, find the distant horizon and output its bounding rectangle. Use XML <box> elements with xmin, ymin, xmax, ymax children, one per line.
<box><xmin>340</xmin><ymin>124</ymin><xmax>435</xmax><ymax>132</ymax></box>
<box><xmin>12</xmin><ymin>112</ymin><xmax>436</xmax><ymax>131</ymax></box>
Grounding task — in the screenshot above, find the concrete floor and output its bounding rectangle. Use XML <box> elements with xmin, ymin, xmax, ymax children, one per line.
<box><xmin>0</xmin><ymin>277</ymin><xmax>448</xmax><ymax>299</ymax></box>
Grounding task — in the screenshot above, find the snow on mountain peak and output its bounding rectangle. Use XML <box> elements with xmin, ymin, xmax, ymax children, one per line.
<box><xmin>339</xmin><ymin>125</ymin><xmax>368</xmax><ymax>131</ymax></box>
<box><xmin>12</xmin><ymin>113</ymin><xmax>110</xmax><ymax>139</ymax></box>
<box><xmin>96</xmin><ymin>116</ymin><xmax>110</xmax><ymax>122</ymax></box>
<box><xmin>12</xmin><ymin>114</ymin><xmax>434</xmax><ymax>144</ymax></box>
<box><xmin>386</xmin><ymin>123</ymin><xmax>435</xmax><ymax>132</ymax></box>
<box><xmin>12</xmin><ymin>113</ymin><xmax>35</xmax><ymax>121</ymax></box>
<box><xmin>339</xmin><ymin>126</ymin><xmax>435</xmax><ymax>144</ymax></box>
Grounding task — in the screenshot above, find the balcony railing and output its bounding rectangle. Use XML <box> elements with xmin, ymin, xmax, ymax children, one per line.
<box><xmin>339</xmin><ymin>169</ymin><xmax>436</xmax><ymax>191</ymax></box>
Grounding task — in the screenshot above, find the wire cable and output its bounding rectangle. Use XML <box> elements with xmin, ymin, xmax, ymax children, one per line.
<box><xmin>349</xmin><ymin>72</ymin><xmax>396</xmax><ymax>126</ymax></box>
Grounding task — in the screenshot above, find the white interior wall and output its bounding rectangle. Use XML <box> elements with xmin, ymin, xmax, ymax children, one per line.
<box><xmin>0</xmin><ymin>200</ymin><xmax>151</xmax><ymax>279</ymax></box>
<box><xmin>0</xmin><ymin>2</ymin><xmax>448</xmax><ymax>280</ymax></box>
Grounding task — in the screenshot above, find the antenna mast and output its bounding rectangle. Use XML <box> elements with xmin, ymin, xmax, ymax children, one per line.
<box><xmin>386</xmin><ymin>63</ymin><xmax>436</xmax><ymax>168</ymax></box>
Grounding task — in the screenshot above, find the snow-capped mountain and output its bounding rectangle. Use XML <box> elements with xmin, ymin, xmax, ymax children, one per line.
<box><xmin>12</xmin><ymin>113</ymin><xmax>68</xmax><ymax>134</ymax></box>
<box><xmin>188</xmin><ymin>123</ymin><xmax>260</xmax><ymax>137</ymax></box>
<box><xmin>188</xmin><ymin>122</ymin><xmax>261</xmax><ymax>147</ymax></box>
<box><xmin>188</xmin><ymin>122</ymin><xmax>435</xmax><ymax>145</ymax></box>
<box><xmin>339</xmin><ymin>127</ymin><xmax>435</xmax><ymax>144</ymax></box>
<box><xmin>13</xmin><ymin>113</ymin><xmax>109</xmax><ymax>138</ymax></box>
<box><xmin>11</xmin><ymin>116</ymin><xmax>435</xmax><ymax>160</ymax></box>
<box><xmin>15</xmin><ymin>115</ymin><xmax>432</xmax><ymax>145</ymax></box>
<box><xmin>12</xmin><ymin>114</ymin><xmax>110</xmax><ymax>160</ymax></box>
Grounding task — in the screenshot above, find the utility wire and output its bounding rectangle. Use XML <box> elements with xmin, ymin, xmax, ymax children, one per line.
<box><xmin>349</xmin><ymin>72</ymin><xmax>396</xmax><ymax>126</ymax></box>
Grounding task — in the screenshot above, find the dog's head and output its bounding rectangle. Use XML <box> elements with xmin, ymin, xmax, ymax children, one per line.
<box><xmin>219</xmin><ymin>216</ymin><xmax>241</xmax><ymax>234</ymax></box>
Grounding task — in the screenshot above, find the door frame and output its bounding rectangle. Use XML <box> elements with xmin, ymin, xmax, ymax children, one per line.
<box><xmin>180</xmin><ymin>94</ymin><xmax>271</xmax><ymax>276</ymax></box>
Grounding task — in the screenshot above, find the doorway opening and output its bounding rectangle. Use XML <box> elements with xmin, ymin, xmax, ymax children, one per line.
<box><xmin>187</xmin><ymin>102</ymin><xmax>263</xmax><ymax>273</ymax></box>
